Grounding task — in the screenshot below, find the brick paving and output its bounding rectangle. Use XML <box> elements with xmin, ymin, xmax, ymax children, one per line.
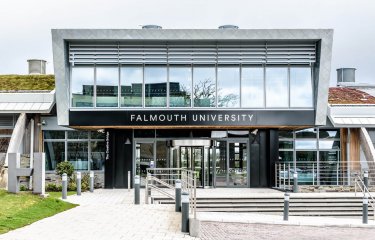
<box><xmin>200</xmin><ymin>221</ymin><xmax>375</xmax><ymax>240</ymax></box>
<box><xmin>0</xmin><ymin>189</ymin><xmax>197</xmax><ymax>240</ymax></box>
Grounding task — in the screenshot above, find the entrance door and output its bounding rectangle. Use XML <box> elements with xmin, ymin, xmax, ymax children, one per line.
<box><xmin>180</xmin><ymin>146</ymin><xmax>204</xmax><ymax>187</ymax></box>
<box><xmin>214</xmin><ymin>140</ymin><xmax>249</xmax><ymax>187</ymax></box>
<box><xmin>135</xmin><ymin>141</ymin><xmax>154</xmax><ymax>186</ymax></box>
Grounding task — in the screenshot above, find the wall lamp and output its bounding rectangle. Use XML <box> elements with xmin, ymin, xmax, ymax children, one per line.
<box><xmin>37</xmin><ymin>120</ymin><xmax>46</xmax><ymax>126</ymax></box>
<box><xmin>124</xmin><ymin>138</ymin><xmax>131</xmax><ymax>145</ymax></box>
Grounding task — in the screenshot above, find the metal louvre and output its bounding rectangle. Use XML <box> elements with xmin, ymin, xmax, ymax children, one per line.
<box><xmin>69</xmin><ymin>42</ymin><xmax>316</xmax><ymax>65</ymax></box>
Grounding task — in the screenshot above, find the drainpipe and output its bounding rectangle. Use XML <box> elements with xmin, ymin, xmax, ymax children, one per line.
<box><xmin>29</xmin><ymin>118</ymin><xmax>34</xmax><ymax>189</ymax></box>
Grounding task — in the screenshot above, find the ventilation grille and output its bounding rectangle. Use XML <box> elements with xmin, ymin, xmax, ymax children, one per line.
<box><xmin>69</xmin><ymin>42</ymin><xmax>316</xmax><ymax>65</ymax></box>
<box><xmin>0</xmin><ymin>115</ymin><xmax>16</xmax><ymax>128</ymax></box>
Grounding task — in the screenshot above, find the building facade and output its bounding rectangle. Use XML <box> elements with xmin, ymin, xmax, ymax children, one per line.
<box><xmin>50</xmin><ymin>28</ymin><xmax>334</xmax><ymax>188</ymax></box>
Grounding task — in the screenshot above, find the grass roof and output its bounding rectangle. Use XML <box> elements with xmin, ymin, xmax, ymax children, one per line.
<box><xmin>0</xmin><ymin>75</ymin><xmax>55</xmax><ymax>91</ymax></box>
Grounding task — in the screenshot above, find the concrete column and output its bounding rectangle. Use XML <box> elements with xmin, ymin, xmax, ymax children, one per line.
<box><xmin>32</xmin><ymin>152</ymin><xmax>45</xmax><ymax>195</ymax></box>
<box><xmin>7</xmin><ymin>153</ymin><xmax>20</xmax><ymax>193</ymax></box>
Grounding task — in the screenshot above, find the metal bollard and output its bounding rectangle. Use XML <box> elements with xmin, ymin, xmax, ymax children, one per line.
<box><xmin>128</xmin><ymin>171</ymin><xmax>131</xmax><ymax>192</ymax></box>
<box><xmin>283</xmin><ymin>192</ymin><xmax>290</xmax><ymax>221</ymax></box>
<box><xmin>181</xmin><ymin>192</ymin><xmax>189</xmax><ymax>233</ymax></box>
<box><xmin>90</xmin><ymin>171</ymin><xmax>94</xmax><ymax>193</ymax></box>
<box><xmin>76</xmin><ymin>172</ymin><xmax>81</xmax><ymax>196</ymax></box>
<box><xmin>134</xmin><ymin>175</ymin><xmax>140</xmax><ymax>205</ymax></box>
<box><xmin>175</xmin><ymin>179</ymin><xmax>182</xmax><ymax>212</ymax></box>
<box><xmin>62</xmin><ymin>173</ymin><xmax>67</xmax><ymax>200</ymax></box>
<box><xmin>364</xmin><ymin>171</ymin><xmax>369</xmax><ymax>189</ymax></box>
<box><xmin>293</xmin><ymin>172</ymin><xmax>299</xmax><ymax>193</ymax></box>
<box><xmin>363</xmin><ymin>195</ymin><xmax>368</xmax><ymax>224</ymax></box>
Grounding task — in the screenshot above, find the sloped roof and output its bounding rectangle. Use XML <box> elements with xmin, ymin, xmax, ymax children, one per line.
<box><xmin>0</xmin><ymin>90</ymin><xmax>55</xmax><ymax>113</ymax></box>
<box><xmin>328</xmin><ymin>87</ymin><xmax>375</xmax><ymax>104</ymax></box>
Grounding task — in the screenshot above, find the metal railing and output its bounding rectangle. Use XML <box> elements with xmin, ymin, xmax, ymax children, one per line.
<box><xmin>354</xmin><ymin>175</ymin><xmax>375</xmax><ymax>220</ymax></box>
<box><xmin>145</xmin><ymin>168</ymin><xmax>197</xmax><ymax>218</ymax></box>
<box><xmin>275</xmin><ymin>161</ymin><xmax>375</xmax><ymax>189</ymax></box>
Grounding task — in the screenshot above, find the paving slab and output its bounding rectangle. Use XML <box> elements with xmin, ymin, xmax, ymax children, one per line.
<box><xmin>0</xmin><ymin>189</ymin><xmax>197</xmax><ymax>240</ymax></box>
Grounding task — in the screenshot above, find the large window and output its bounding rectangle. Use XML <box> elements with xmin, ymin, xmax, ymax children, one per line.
<box><xmin>43</xmin><ymin>130</ymin><xmax>105</xmax><ymax>171</ymax></box>
<box><xmin>121</xmin><ymin>66</ymin><xmax>143</xmax><ymax>107</ymax></box>
<box><xmin>145</xmin><ymin>67</ymin><xmax>167</xmax><ymax>107</ymax></box>
<box><xmin>70</xmin><ymin>65</ymin><xmax>314</xmax><ymax>109</ymax></box>
<box><xmin>193</xmin><ymin>67</ymin><xmax>216</xmax><ymax>107</ymax></box>
<box><xmin>278</xmin><ymin>128</ymin><xmax>341</xmax><ymax>186</ymax></box>
<box><xmin>266</xmin><ymin>68</ymin><xmax>288</xmax><ymax>107</ymax></box>
<box><xmin>169</xmin><ymin>67</ymin><xmax>192</xmax><ymax>107</ymax></box>
<box><xmin>71</xmin><ymin>67</ymin><xmax>94</xmax><ymax>107</ymax></box>
<box><xmin>241</xmin><ymin>67</ymin><xmax>264</xmax><ymax>108</ymax></box>
<box><xmin>96</xmin><ymin>67</ymin><xmax>119</xmax><ymax>107</ymax></box>
<box><xmin>290</xmin><ymin>68</ymin><xmax>313</xmax><ymax>107</ymax></box>
<box><xmin>217</xmin><ymin>67</ymin><xmax>240</xmax><ymax>108</ymax></box>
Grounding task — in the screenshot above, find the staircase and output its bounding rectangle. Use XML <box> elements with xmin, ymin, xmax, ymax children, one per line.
<box><xmin>154</xmin><ymin>195</ymin><xmax>374</xmax><ymax>218</ymax></box>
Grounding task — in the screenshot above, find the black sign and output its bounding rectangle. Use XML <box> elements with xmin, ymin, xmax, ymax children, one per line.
<box><xmin>69</xmin><ymin>110</ymin><xmax>315</xmax><ymax>127</ymax></box>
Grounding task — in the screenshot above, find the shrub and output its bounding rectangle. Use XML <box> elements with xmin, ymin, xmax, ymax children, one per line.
<box><xmin>19</xmin><ymin>185</ymin><xmax>28</xmax><ymax>191</ymax></box>
<box><xmin>56</xmin><ymin>162</ymin><xmax>74</xmax><ymax>178</ymax></box>
<box><xmin>68</xmin><ymin>181</ymin><xmax>77</xmax><ymax>191</ymax></box>
<box><xmin>69</xmin><ymin>172</ymin><xmax>90</xmax><ymax>191</ymax></box>
<box><xmin>46</xmin><ymin>183</ymin><xmax>63</xmax><ymax>192</ymax></box>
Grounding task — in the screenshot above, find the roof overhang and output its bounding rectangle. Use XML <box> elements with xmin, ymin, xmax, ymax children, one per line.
<box><xmin>328</xmin><ymin>104</ymin><xmax>375</xmax><ymax>127</ymax></box>
<box><xmin>0</xmin><ymin>90</ymin><xmax>55</xmax><ymax>114</ymax></box>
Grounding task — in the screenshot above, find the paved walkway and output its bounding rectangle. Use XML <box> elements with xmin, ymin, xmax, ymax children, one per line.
<box><xmin>0</xmin><ymin>189</ymin><xmax>196</xmax><ymax>240</ymax></box>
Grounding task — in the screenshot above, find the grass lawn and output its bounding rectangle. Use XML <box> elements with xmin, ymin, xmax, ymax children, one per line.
<box><xmin>0</xmin><ymin>75</ymin><xmax>55</xmax><ymax>91</ymax></box>
<box><xmin>0</xmin><ymin>190</ymin><xmax>77</xmax><ymax>234</ymax></box>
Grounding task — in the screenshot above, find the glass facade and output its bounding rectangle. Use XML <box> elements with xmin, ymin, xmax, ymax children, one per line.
<box><xmin>70</xmin><ymin>65</ymin><xmax>313</xmax><ymax>109</ymax></box>
<box><xmin>278</xmin><ymin>128</ymin><xmax>341</xmax><ymax>185</ymax></box>
<box><xmin>71</xmin><ymin>67</ymin><xmax>94</xmax><ymax>107</ymax></box>
<box><xmin>44</xmin><ymin>130</ymin><xmax>105</xmax><ymax>171</ymax></box>
<box><xmin>96</xmin><ymin>67</ymin><xmax>118</xmax><ymax>107</ymax></box>
<box><xmin>121</xmin><ymin>67</ymin><xmax>143</xmax><ymax>107</ymax></box>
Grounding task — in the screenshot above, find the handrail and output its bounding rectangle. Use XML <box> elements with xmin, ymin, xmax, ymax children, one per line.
<box><xmin>354</xmin><ymin>175</ymin><xmax>375</xmax><ymax>220</ymax></box>
<box><xmin>146</xmin><ymin>168</ymin><xmax>197</xmax><ymax>219</ymax></box>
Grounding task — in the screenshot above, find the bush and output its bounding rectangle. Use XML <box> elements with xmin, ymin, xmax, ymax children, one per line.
<box><xmin>19</xmin><ymin>185</ymin><xmax>28</xmax><ymax>191</ymax></box>
<box><xmin>56</xmin><ymin>162</ymin><xmax>74</xmax><ymax>178</ymax></box>
<box><xmin>69</xmin><ymin>172</ymin><xmax>90</xmax><ymax>191</ymax></box>
<box><xmin>46</xmin><ymin>183</ymin><xmax>62</xmax><ymax>192</ymax></box>
<box><xmin>68</xmin><ymin>181</ymin><xmax>77</xmax><ymax>191</ymax></box>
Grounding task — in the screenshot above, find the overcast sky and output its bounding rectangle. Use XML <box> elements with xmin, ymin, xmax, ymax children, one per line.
<box><xmin>0</xmin><ymin>0</ymin><xmax>374</xmax><ymax>85</ymax></box>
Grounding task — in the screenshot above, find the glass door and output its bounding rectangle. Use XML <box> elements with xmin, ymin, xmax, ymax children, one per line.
<box><xmin>227</xmin><ymin>141</ymin><xmax>248</xmax><ymax>187</ymax></box>
<box><xmin>135</xmin><ymin>141</ymin><xmax>154</xmax><ymax>186</ymax></box>
<box><xmin>180</xmin><ymin>146</ymin><xmax>204</xmax><ymax>187</ymax></box>
<box><xmin>215</xmin><ymin>141</ymin><xmax>227</xmax><ymax>187</ymax></box>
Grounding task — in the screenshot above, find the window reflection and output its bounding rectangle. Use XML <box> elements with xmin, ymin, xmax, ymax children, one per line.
<box><xmin>169</xmin><ymin>67</ymin><xmax>192</xmax><ymax>107</ymax></box>
<box><xmin>145</xmin><ymin>67</ymin><xmax>167</xmax><ymax>107</ymax></box>
<box><xmin>96</xmin><ymin>67</ymin><xmax>118</xmax><ymax>107</ymax></box>
<box><xmin>290</xmin><ymin>68</ymin><xmax>313</xmax><ymax>108</ymax></box>
<box><xmin>71</xmin><ymin>67</ymin><xmax>94</xmax><ymax>107</ymax></box>
<box><xmin>266</xmin><ymin>68</ymin><xmax>288</xmax><ymax>107</ymax></box>
<box><xmin>217</xmin><ymin>67</ymin><xmax>240</xmax><ymax>108</ymax></box>
<box><xmin>121</xmin><ymin>67</ymin><xmax>143</xmax><ymax>107</ymax></box>
<box><xmin>193</xmin><ymin>67</ymin><xmax>216</xmax><ymax>107</ymax></box>
<box><xmin>241</xmin><ymin>67</ymin><xmax>264</xmax><ymax>108</ymax></box>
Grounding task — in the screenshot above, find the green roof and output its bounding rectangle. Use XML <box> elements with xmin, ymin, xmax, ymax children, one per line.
<box><xmin>0</xmin><ymin>75</ymin><xmax>55</xmax><ymax>91</ymax></box>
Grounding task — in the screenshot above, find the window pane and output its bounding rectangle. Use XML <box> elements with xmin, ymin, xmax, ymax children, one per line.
<box><xmin>121</xmin><ymin>67</ymin><xmax>143</xmax><ymax>107</ymax></box>
<box><xmin>295</xmin><ymin>140</ymin><xmax>317</xmax><ymax>150</ymax></box>
<box><xmin>217</xmin><ymin>67</ymin><xmax>240</xmax><ymax>108</ymax></box>
<box><xmin>319</xmin><ymin>130</ymin><xmax>340</xmax><ymax>139</ymax></box>
<box><xmin>71</xmin><ymin>67</ymin><xmax>94</xmax><ymax>107</ymax></box>
<box><xmin>279</xmin><ymin>141</ymin><xmax>293</xmax><ymax>149</ymax></box>
<box><xmin>91</xmin><ymin>131</ymin><xmax>105</xmax><ymax>140</ymax></box>
<box><xmin>90</xmin><ymin>141</ymin><xmax>105</xmax><ymax>170</ymax></box>
<box><xmin>169</xmin><ymin>67</ymin><xmax>192</xmax><ymax>107</ymax></box>
<box><xmin>44</xmin><ymin>131</ymin><xmax>65</xmax><ymax>139</ymax></box>
<box><xmin>96</xmin><ymin>67</ymin><xmax>118</xmax><ymax>107</ymax></box>
<box><xmin>290</xmin><ymin>68</ymin><xmax>313</xmax><ymax>108</ymax></box>
<box><xmin>241</xmin><ymin>67</ymin><xmax>264</xmax><ymax>108</ymax></box>
<box><xmin>145</xmin><ymin>67</ymin><xmax>167</xmax><ymax>107</ymax></box>
<box><xmin>296</xmin><ymin>128</ymin><xmax>317</xmax><ymax>138</ymax></box>
<box><xmin>319</xmin><ymin>140</ymin><xmax>340</xmax><ymax>150</ymax></box>
<box><xmin>44</xmin><ymin>142</ymin><xmax>65</xmax><ymax>171</ymax></box>
<box><xmin>319</xmin><ymin>151</ymin><xmax>340</xmax><ymax>185</ymax></box>
<box><xmin>266</xmin><ymin>68</ymin><xmax>288</xmax><ymax>107</ymax></box>
<box><xmin>279</xmin><ymin>151</ymin><xmax>293</xmax><ymax>162</ymax></box>
<box><xmin>296</xmin><ymin>151</ymin><xmax>317</xmax><ymax>185</ymax></box>
<box><xmin>279</xmin><ymin>130</ymin><xmax>293</xmax><ymax>139</ymax></box>
<box><xmin>67</xmin><ymin>142</ymin><xmax>88</xmax><ymax>170</ymax></box>
<box><xmin>193</xmin><ymin>67</ymin><xmax>216</xmax><ymax>107</ymax></box>
<box><xmin>67</xmin><ymin>131</ymin><xmax>88</xmax><ymax>140</ymax></box>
